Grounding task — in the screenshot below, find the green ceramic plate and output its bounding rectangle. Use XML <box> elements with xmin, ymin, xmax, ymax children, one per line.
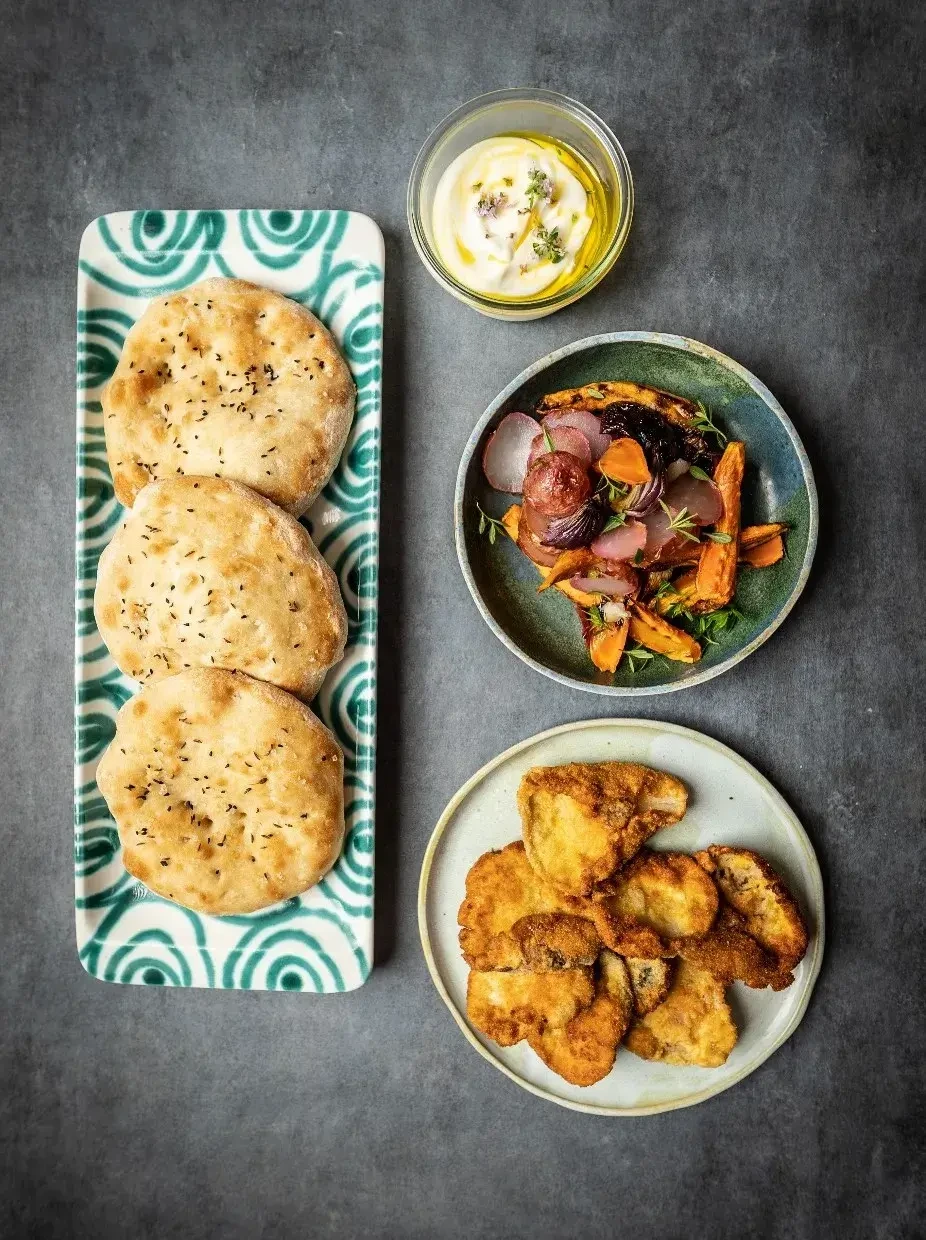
<box><xmin>455</xmin><ymin>333</ymin><xmax>817</xmax><ymax>695</ymax></box>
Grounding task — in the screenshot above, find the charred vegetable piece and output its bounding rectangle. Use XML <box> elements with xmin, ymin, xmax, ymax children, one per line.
<box><xmin>522</xmin><ymin>451</ymin><xmax>591</xmax><ymax>518</ymax></box>
<box><xmin>543</xmin><ymin>497</ymin><xmax>609</xmax><ymax>550</ymax></box>
<box><xmin>741</xmin><ymin>535</ymin><xmax>784</xmax><ymax>567</ymax></box>
<box><xmin>739</xmin><ymin>523</ymin><xmax>789</xmax><ymax>551</ymax></box>
<box><xmin>597</xmin><ymin>437</ymin><xmax>652</xmax><ymax>485</ymax></box>
<box><xmin>538</xmin><ymin>549</ymin><xmax>595</xmax><ymax>592</ymax></box>
<box><xmin>629</xmin><ymin>603</ymin><xmax>702</xmax><ymax>663</ymax></box>
<box><xmin>651</xmin><ymin>570</ymin><xmax>699</xmax><ymax>616</ymax></box>
<box><xmin>588</xmin><ymin>621</ymin><xmax>629</xmax><ymax>672</ymax></box>
<box><xmin>537</xmin><ymin>381</ymin><xmax>699</xmax><ymax>426</ymax></box>
<box><xmin>500</xmin><ymin>507</ymin><xmax>604</xmax><ymax>605</ymax></box>
<box><xmin>695</xmin><ymin>441</ymin><xmax>745</xmax><ymax>610</ymax></box>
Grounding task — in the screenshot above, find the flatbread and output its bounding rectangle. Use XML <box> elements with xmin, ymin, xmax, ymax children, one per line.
<box><xmin>94</xmin><ymin>475</ymin><xmax>347</xmax><ymax>699</ymax></box>
<box><xmin>96</xmin><ymin>668</ymin><xmax>344</xmax><ymax>914</ymax></box>
<box><xmin>102</xmin><ymin>278</ymin><xmax>355</xmax><ymax>514</ymax></box>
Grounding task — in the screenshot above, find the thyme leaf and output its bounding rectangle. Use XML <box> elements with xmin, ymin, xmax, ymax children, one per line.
<box><xmin>476</xmin><ymin>502</ymin><xmax>505</xmax><ymax>545</ymax></box>
<box><xmin>691</xmin><ymin>401</ymin><xmax>728</xmax><ymax>446</ymax></box>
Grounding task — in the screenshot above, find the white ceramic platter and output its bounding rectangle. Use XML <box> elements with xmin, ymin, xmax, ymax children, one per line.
<box><xmin>419</xmin><ymin>719</ymin><xmax>824</xmax><ymax>1115</ymax></box>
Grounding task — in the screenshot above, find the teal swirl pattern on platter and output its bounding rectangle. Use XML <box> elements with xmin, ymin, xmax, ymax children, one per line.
<box><xmin>75</xmin><ymin>210</ymin><xmax>383</xmax><ymax>990</ymax></box>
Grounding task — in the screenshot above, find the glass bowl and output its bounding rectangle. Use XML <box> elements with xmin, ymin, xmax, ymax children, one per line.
<box><xmin>407</xmin><ymin>88</ymin><xmax>633</xmax><ymax>321</ymax></box>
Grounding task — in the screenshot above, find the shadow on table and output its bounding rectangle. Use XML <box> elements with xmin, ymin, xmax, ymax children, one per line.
<box><xmin>372</xmin><ymin>227</ymin><xmax>406</xmax><ymax>968</ymax></box>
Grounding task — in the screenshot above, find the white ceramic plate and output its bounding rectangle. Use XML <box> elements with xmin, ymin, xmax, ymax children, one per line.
<box><xmin>418</xmin><ymin>719</ymin><xmax>824</xmax><ymax>1115</ymax></box>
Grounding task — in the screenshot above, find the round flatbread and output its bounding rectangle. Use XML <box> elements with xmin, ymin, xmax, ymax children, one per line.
<box><xmin>102</xmin><ymin>277</ymin><xmax>355</xmax><ymax>514</ymax></box>
<box><xmin>94</xmin><ymin>476</ymin><xmax>347</xmax><ymax>699</ymax></box>
<box><xmin>96</xmin><ymin>668</ymin><xmax>344</xmax><ymax>914</ymax></box>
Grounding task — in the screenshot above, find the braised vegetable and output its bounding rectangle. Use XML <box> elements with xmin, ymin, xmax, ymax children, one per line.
<box><xmin>629</xmin><ymin>603</ymin><xmax>702</xmax><ymax>663</ymax></box>
<box><xmin>694</xmin><ymin>441</ymin><xmax>745</xmax><ymax>611</ymax></box>
<box><xmin>589</xmin><ymin>621</ymin><xmax>630</xmax><ymax>672</ymax></box>
<box><xmin>741</xmin><ymin>535</ymin><xmax>784</xmax><ymax>567</ymax></box>
<box><xmin>538</xmin><ymin>549</ymin><xmax>594</xmax><ymax>592</ymax></box>
<box><xmin>597</xmin><ymin>437</ymin><xmax>651</xmax><ymax>485</ymax></box>
<box><xmin>543</xmin><ymin>497</ymin><xmax>609</xmax><ymax>549</ymax></box>
<box><xmin>522</xmin><ymin>452</ymin><xmax>591</xmax><ymax>517</ymax></box>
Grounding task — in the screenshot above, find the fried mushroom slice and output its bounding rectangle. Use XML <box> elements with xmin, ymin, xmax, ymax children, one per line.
<box><xmin>518</xmin><ymin>762</ymin><xmax>687</xmax><ymax>897</ymax></box>
<box><xmin>696</xmin><ymin>846</ymin><xmax>809</xmax><ymax>973</ymax></box>
<box><xmin>624</xmin><ymin>960</ymin><xmax>737</xmax><ymax>1068</ymax></box>
<box><xmin>588</xmin><ymin>911</ymin><xmax>669</xmax><ymax>959</ymax></box>
<box><xmin>672</xmin><ymin>905</ymin><xmax>791</xmax><ymax>991</ymax></box>
<box><xmin>625</xmin><ymin>957</ymin><xmax>675</xmax><ymax>1016</ymax></box>
<box><xmin>458</xmin><ymin>841</ymin><xmax>575</xmax><ymax>971</ymax></box>
<box><xmin>593</xmin><ymin>851</ymin><xmax>719</xmax><ymax>947</ymax></box>
<box><xmin>466</xmin><ymin>968</ymin><xmax>595</xmax><ymax>1047</ymax></box>
<box><xmin>510</xmin><ymin>913</ymin><xmax>601</xmax><ymax>971</ymax></box>
<box><xmin>528</xmin><ymin>951</ymin><xmax>634</xmax><ymax>1086</ymax></box>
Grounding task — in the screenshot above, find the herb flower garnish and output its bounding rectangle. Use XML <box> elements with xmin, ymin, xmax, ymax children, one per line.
<box><xmin>526</xmin><ymin>167</ymin><xmax>554</xmax><ymax>208</ymax></box>
<box><xmin>475</xmin><ymin>191</ymin><xmax>508</xmax><ymax>219</ymax></box>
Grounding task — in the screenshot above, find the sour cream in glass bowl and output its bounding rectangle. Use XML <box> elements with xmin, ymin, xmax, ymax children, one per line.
<box><xmin>408</xmin><ymin>89</ymin><xmax>633</xmax><ymax>320</ymax></box>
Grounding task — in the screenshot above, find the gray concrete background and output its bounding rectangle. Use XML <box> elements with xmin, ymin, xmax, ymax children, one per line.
<box><xmin>2</xmin><ymin>1</ymin><xmax>924</xmax><ymax>1236</ymax></box>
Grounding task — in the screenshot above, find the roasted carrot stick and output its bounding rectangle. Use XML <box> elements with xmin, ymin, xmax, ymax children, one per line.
<box><xmin>589</xmin><ymin>620</ymin><xmax>629</xmax><ymax>672</ymax></box>
<box><xmin>629</xmin><ymin>603</ymin><xmax>702</xmax><ymax>663</ymax></box>
<box><xmin>695</xmin><ymin>441</ymin><xmax>746</xmax><ymax>610</ymax></box>
<box><xmin>741</xmin><ymin>534</ymin><xmax>784</xmax><ymax>567</ymax></box>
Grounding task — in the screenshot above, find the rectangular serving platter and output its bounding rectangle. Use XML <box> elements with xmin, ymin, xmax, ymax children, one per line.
<box><xmin>75</xmin><ymin>209</ymin><xmax>383</xmax><ymax>990</ymax></box>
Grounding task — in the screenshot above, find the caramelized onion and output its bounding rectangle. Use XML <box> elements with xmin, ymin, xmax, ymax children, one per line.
<box><xmin>543</xmin><ymin>498</ymin><xmax>609</xmax><ymax>550</ymax></box>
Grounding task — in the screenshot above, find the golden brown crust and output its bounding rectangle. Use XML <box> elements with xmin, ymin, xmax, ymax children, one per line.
<box><xmin>96</xmin><ymin>668</ymin><xmax>344</xmax><ymax>914</ymax></box>
<box><xmin>94</xmin><ymin>476</ymin><xmax>347</xmax><ymax>698</ymax></box>
<box><xmin>698</xmin><ymin>846</ymin><xmax>809</xmax><ymax>973</ymax></box>
<box><xmin>624</xmin><ymin>957</ymin><xmax>675</xmax><ymax>1016</ymax></box>
<box><xmin>527</xmin><ymin>951</ymin><xmax>634</xmax><ymax>1086</ymax></box>
<box><xmin>536</xmin><ymin>381</ymin><xmax>699</xmax><ymax>428</ymax></box>
<box><xmin>671</xmin><ymin>905</ymin><xmax>792</xmax><ymax>991</ymax></box>
<box><xmin>517</xmin><ymin>762</ymin><xmax>687</xmax><ymax>897</ymax></box>
<box><xmin>509</xmin><ymin>913</ymin><xmax>601</xmax><ymax>971</ymax></box>
<box><xmin>466</xmin><ymin>968</ymin><xmax>595</xmax><ymax>1047</ymax></box>
<box><xmin>624</xmin><ymin>961</ymin><xmax>737</xmax><ymax>1067</ymax></box>
<box><xmin>102</xmin><ymin>278</ymin><xmax>355</xmax><ymax>514</ymax></box>
<box><xmin>458</xmin><ymin>841</ymin><xmax>580</xmax><ymax>971</ymax></box>
<box><xmin>593</xmin><ymin>850</ymin><xmax>719</xmax><ymax>944</ymax></box>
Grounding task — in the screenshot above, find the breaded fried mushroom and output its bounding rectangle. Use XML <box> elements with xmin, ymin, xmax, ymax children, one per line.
<box><xmin>466</xmin><ymin>968</ymin><xmax>595</xmax><ymax>1047</ymax></box>
<box><xmin>696</xmin><ymin>846</ymin><xmax>808</xmax><ymax>974</ymax></box>
<box><xmin>625</xmin><ymin>960</ymin><xmax>737</xmax><ymax>1068</ymax></box>
<box><xmin>458</xmin><ymin>841</ymin><xmax>577</xmax><ymax>971</ymax></box>
<box><xmin>625</xmin><ymin>957</ymin><xmax>675</xmax><ymax>1016</ymax></box>
<box><xmin>518</xmin><ymin>762</ymin><xmax>687</xmax><ymax>897</ymax></box>
<box><xmin>592</xmin><ymin>851</ymin><xmax>719</xmax><ymax>951</ymax></box>
<box><xmin>528</xmin><ymin>951</ymin><xmax>634</xmax><ymax>1086</ymax></box>
<box><xmin>671</xmin><ymin>905</ymin><xmax>791</xmax><ymax>991</ymax></box>
<box><xmin>510</xmin><ymin>913</ymin><xmax>601</xmax><ymax>971</ymax></box>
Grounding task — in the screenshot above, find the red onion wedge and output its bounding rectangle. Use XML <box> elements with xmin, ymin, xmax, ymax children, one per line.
<box><xmin>590</xmin><ymin>519</ymin><xmax>648</xmax><ymax>561</ymax></box>
<box><xmin>542</xmin><ymin>409</ymin><xmax>611</xmax><ymax>461</ymax></box>
<box><xmin>623</xmin><ymin>472</ymin><xmax>665</xmax><ymax>519</ymax></box>
<box><xmin>663</xmin><ymin>472</ymin><xmax>722</xmax><ymax>524</ymax></box>
<box><xmin>569</xmin><ymin>566</ymin><xmax>639</xmax><ymax>598</ymax></box>
<box><xmin>482</xmin><ymin>411</ymin><xmax>538</xmax><ymax>493</ymax></box>
<box><xmin>527</xmin><ymin>425</ymin><xmax>593</xmax><ymax>467</ymax></box>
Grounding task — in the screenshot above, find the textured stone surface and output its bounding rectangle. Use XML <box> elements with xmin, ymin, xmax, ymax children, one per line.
<box><xmin>1</xmin><ymin>1</ymin><xmax>924</xmax><ymax>1236</ymax></box>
